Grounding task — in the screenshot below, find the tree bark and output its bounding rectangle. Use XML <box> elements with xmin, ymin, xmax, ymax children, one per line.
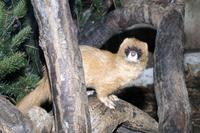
<box><xmin>78</xmin><ymin>0</ymin><xmax>184</xmax><ymax>48</ymax></box>
<box><xmin>78</xmin><ymin>0</ymin><xmax>191</xmax><ymax>132</ymax></box>
<box><xmin>0</xmin><ymin>95</ymin><xmax>158</xmax><ymax>133</ymax></box>
<box><xmin>25</xmin><ymin>97</ymin><xmax>158</xmax><ymax>133</ymax></box>
<box><xmin>154</xmin><ymin>10</ymin><xmax>191</xmax><ymax>132</ymax></box>
<box><xmin>30</xmin><ymin>0</ymin><xmax>91</xmax><ymax>132</ymax></box>
<box><xmin>28</xmin><ymin>0</ymin><xmax>191</xmax><ymax>132</ymax></box>
<box><xmin>89</xmin><ymin>97</ymin><xmax>158</xmax><ymax>133</ymax></box>
<box><xmin>0</xmin><ymin>96</ymin><xmax>35</xmax><ymax>133</ymax></box>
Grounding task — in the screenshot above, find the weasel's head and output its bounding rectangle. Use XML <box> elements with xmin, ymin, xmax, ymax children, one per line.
<box><xmin>118</xmin><ymin>38</ymin><xmax>148</xmax><ymax>64</ymax></box>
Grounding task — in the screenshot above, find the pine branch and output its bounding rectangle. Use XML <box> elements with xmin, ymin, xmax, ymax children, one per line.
<box><xmin>0</xmin><ymin>1</ymin><xmax>5</xmax><ymax>25</ymax></box>
<box><xmin>0</xmin><ymin>52</ymin><xmax>26</xmax><ymax>79</ymax></box>
<box><xmin>0</xmin><ymin>0</ymin><xmax>42</xmax><ymax>102</ymax></box>
<box><xmin>11</xmin><ymin>25</ymin><xmax>32</xmax><ymax>51</ymax></box>
<box><xmin>25</xmin><ymin>39</ymin><xmax>43</xmax><ymax>75</ymax></box>
<box><xmin>13</xmin><ymin>0</ymin><xmax>27</xmax><ymax>18</ymax></box>
<box><xmin>0</xmin><ymin>74</ymin><xmax>40</xmax><ymax>101</ymax></box>
<box><xmin>0</xmin><ymin>1</ymin><xmax>7</xmax><ymax>38</ymax></box>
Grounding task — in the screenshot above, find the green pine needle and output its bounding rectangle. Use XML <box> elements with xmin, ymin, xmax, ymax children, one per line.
<box><xmin>13</xmin><ymin>0</ymin><xmax>27</xmax><ymax>18</ymax></box>
<box><xmin>0</xmin><ymin>52</ymin><xmax>26</xmax><ymax>79</ymax></box>
<box><xmin>0</xmin><ymin>2</ymin><xmax>7</xmax><ymax>38</ymax></box>
<box><xmin>0</xmin><ymin>74</ymin><xmax>40</xmax><ymax>101</ymax></box>
<box><xmin>11</xmin><ymin>25</ymin><xmax>32</xmax><ymax>50</ymax></box>
<box><xmin>15</xmin><ymin>74</ymin><xmax>40</xmax><ymax>100</ymax></box>
<box><xmin>25</xmin><ymin>39</ymin><xmax>43</xmax><ymax>75</ymax></box>
<box><xmin>0</xmin><ymin>1</ymin><xmax>5</xmax><ymax>25</ymax></box>
<box><xmin>0</xmin><ymin>0</ymin><xmax>42</xmax><ymax>102</ymax></box>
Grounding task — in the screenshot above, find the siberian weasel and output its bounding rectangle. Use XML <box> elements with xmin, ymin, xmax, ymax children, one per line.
<box><xmin>16</xmin><ymin>38</ymin><xmax>148</xmax><ymax>113</ymax></box>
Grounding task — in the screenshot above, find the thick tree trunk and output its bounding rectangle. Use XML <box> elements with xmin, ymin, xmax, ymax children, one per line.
<box><xmin>154</xmin><ymin>10</ymin><xmax>191</xmax><ymax>132</ymax></box>
<box><xmin>0</xmin><ymin>96</ymin><xmax>35</xmax><ymax>133</ymax></box>
<box><xmin>30</xmin><ymin>0</ymin><xmax>91</xmax><ymax>132</ymax></box>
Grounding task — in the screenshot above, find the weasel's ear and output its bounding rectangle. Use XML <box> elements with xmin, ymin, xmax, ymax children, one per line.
<box><xmin>119</xmin><ymin>38</ymin><xmax>131</xmax><ymax>49</ymax></box>
<box><xmin>122</xmin><ymin>38</ymin><xmax>132</xmax><ymax>44</ymax></box>
<box><xmin>144</xmin><ymin>42</ymin><xmax>148</xmax><ymax>48</ymax></box>
<box><xmin>124</xmin><ymin>38</ymin><xmax>130</xmax><ymax>42</ymax></box>
<box><xmin>143</xmin><ymin>42</ymin><xmax>148</xmax><ymax>51</ymax></box>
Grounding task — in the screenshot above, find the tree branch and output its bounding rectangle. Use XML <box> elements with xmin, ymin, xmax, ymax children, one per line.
<box><xmin>78</xmin><ymin>0</ymin><xmax>183</xmax><ymax>48</ymax></box>
<box><xmin>154</xmin><ymin>10</ymin><xmax>191</xmax><ymax>132</ymax></box>
<box><xmin>0</xmin><ymin>96</ymin><xmax>35</xmax><ymax>133</ymax></box>
<box><xmin>25</xmin><ymin>97</ymin><xmax>158</xmax><ymax>133</ymax></box>
<box><xmin>30</xmin><ymin>0</ymin><xmax>91</xmax><ymax>132</ymax></box>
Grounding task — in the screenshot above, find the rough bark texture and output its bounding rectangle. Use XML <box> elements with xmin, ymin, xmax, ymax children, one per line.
<box><xmin>26</xmin><ymin>106</ymin><xmax>54</xmax><ymax>133</ymax></box>
<box><xmin>30</xmin><ymin>0</ymin><xmax>91</xmax><ymax>132</ymax></box>
<box><xmin>0</xmin><ymin>96</ymin><xmax>35</xmax><ymax>133</ymax></box>
<box><xmin>78</xmin><ymin>0</ymin><xmax>184</xmax><ymax>48</ymax></box>
<box><xmin>89</xmin><ymin>97</ymin><xmax>158</xmax><ymax>133</ymax></box>
<box><xmin>77</xmin><ymin>0</ymin><xmax>191</xmax><ymax>132</ymax></box>
<box><xmin>25</xmin><ymin>97</ymin><xmax>158</xmax><ymax>133</ymax></box>
<box><xmin>154</xmin><ymin>10</ymin><xmax>191</xmax><ymax>133</ymax></box>
<box><xmin>0</xmin><ymin>0</ymin><xmax>195</xmax><ymax>132</ymax></box>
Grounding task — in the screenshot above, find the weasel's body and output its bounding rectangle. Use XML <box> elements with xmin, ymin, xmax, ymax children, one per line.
<box><xmin>17</xmin><ymin>38</ymin><xmax>148</xmax><ymax>113</ymax></box>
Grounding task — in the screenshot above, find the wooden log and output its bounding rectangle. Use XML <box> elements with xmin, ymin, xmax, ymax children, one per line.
<box><xmin>78</xmin><ymin>0</ymin><xmax>183</xmax><ymax>48</ymax></box>
<box><xmin>89</xmin><ymin>97</ymin><xmax>158</xmax><ymax>133</ymax></box>
<box><xmin>30</xmin><ymin>0</ymin><xmax>91</xmax><ymax>132</ymax></box>
<box><xmin>26</xmin><ymin>106</ymin><xmax>54</xmax><ymax>133</ymax></box>
<box><xmin>0</xmin><ymin>96</ymin><xmax>35</xmax><ymax>133</ymax></box>
<box><xmin>25</xmin><ymin>97</ymin><xmax>158</xmax><ymax>133</ymax></box>
<box><xmin>154</xmin><ymin>10</ymin><xmax>191</xmax><ymax>132</ymax></box>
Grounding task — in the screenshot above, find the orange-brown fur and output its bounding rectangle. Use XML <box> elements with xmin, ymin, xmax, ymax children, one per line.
<box><xmin>16</xmin><ymin>38</ymin><xmax>148</xmax><ymax>113</ymax></box>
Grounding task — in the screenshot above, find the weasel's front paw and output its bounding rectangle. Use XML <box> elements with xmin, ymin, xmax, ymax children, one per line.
<box><xmin>99</xmin><ymin>95</ymin><xmax>119</xmax><ymax>109</ymax></box>
<box><xmin>108</xmin><ymin>94</ymin><xmax>119</xmax><ymax>101</ymax></box>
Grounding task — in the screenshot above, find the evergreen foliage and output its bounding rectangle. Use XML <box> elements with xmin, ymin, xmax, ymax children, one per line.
<box><xmin>74</xmin><ymin>0</ymin><xmax>122</xmax><ymax>29</ymax></box>
<box><xmin>0</xmin><ymin>0</ymin><xmax>122</xmax><ymax>101</ymax></box>
<box><xmin>0</xmin><ymin>0</ymin><xmax>41</xmax><ymax>101</ymax></box>
<box><xmin>74</xmin><ymin>0</ymin><xmax>105</xmax><ymax>29</ymax></box>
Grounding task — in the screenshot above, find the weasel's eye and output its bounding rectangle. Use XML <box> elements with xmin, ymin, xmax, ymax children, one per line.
<box><xmin>125</xmin><ymin>46</ymin><xmax>141</xmax><ymax>63</ymax></box>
